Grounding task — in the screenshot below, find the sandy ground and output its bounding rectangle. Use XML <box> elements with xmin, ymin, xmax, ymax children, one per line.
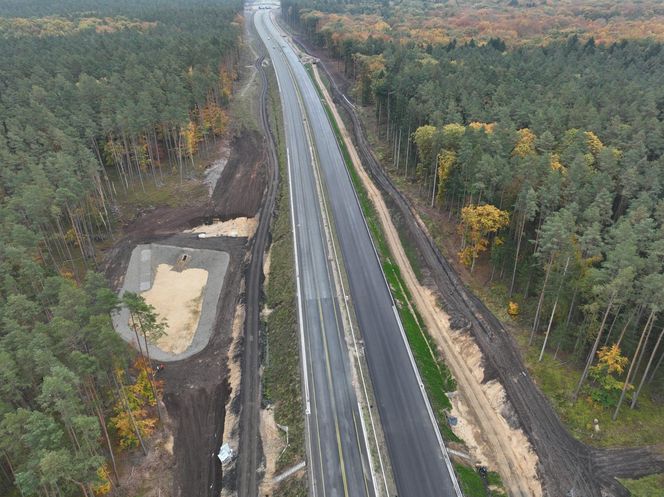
<box><xmin>142</xmin><ymin>263</ymin><xmax>209</xmax><ymax>355</ymax></box>
<box><xmin>313</xmin><ymin>66</ymin><xmax>542</xmax><ymax>497</ymax></box>
<box><xmin>263</xmin><ymin>247</ymin><xmax>272</xmax><ymax>287</ymax></box>
<box><xmin>222</xmin><ymin>303</ymin><xmax>245</xmax><ymax>452</ymax></box>
<box><xmin>204</xmin><ymin>140</ymin><xmax>232</xmax><ymax>195</ymax></box>
<box><xmin>258</xmin><ymin>408</ymin><xmax>286</xmax><ymax>495</ymax></box>
<box><xmin>187</xmin><ymin>217</ymin><xmax>258</xmax><ymax>238</ymax></box>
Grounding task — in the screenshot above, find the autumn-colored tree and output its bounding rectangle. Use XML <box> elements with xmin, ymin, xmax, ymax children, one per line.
<box><xmin>588</xmin><ymin>344</ymin><xmax>629</xmax><ymax>407</ymax></box>
<box><xmin>585</xmin><ymin>131</ymin><xmax>604</xmax><ymax>156</ymax></box>
<box><xmin>458</xmin><ymin>204</ymin><xmax>510</xmax><ymax>272</ymax></box>
<box><xmin>513</xmin><ymin>128</ymin><xmax>536</xmax><ymax>158</ymax></box>
<box><xmin>110</xmin><ymin>362</ymin><xmax>160</xmax><ymax>450</ymax></box>
<box><xmin>436</xmin><ymin>149</ymin><xmax>456</xmax><ymax>203</ymax></box>
<box><xmin>182</xmin><ymin>120</ymin><xmax>199</xmax><ymax>160</ymax></box>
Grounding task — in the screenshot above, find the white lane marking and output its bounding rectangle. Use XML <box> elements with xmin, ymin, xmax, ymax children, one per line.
<box><xmin>392</xmin><ymin>305</ymin><xmax>463</xmax><ymax>497</ymax></box>
<box><xmin>286</xmin><ymin>146</ymin><xmax>311</xmax><ymax>416</ymax></box>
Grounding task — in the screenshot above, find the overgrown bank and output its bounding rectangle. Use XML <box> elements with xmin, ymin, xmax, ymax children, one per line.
<box><xmin>261</xmin><ymin>60</ymin><xmax>307</xmax><ymax>497</ymax></box>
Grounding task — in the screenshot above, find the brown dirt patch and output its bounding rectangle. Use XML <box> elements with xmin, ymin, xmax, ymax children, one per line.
<box><xmin>210</xmin><ymin>130</ymin><xmax>267</xmax><ymax>221</ymax></box>
<box><xmin>188</xmin><ymin>217</ymin><xmax>258</xmax><ymax>239</ymax></box>
<box><xmin>116</xmin><ymin>412</ymin><xmax>176</xmax><ymax>497</ymax></box>
<box><xmin>258</xmin><ymin>407</ymin><xmax>286</xmax><ymax>496</ymax></box>
<box><xmin>142</xmin><ymin>263</ymin><xmax>208</xmax><ymax>355</ymax></box>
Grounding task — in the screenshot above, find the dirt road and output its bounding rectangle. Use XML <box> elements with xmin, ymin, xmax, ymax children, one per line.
<box><xmin>306</xmin><ymin>42</ymin><xmax>664</xmax><ymax>497</ymax></box>
<box><xmin>313</xmin><ymin>66</ymin><xmax>541</xmax><ymax>497</ymax></box>
<box><xmin>235</xmin><ymin>49</ymin><xmax>280</xmax><ymax>497</ymax></box>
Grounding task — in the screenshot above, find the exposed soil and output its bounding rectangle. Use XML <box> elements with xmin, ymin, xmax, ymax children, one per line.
<box><xmin>209</xmin><ymin>129</ymin><xmax>267</xmax><ymax>221</ymax></box>
<box><xmin>188</xmin><ymin>217</ymin><xmax>258</xmax><ymax>238</ymax></box>
<box><xmin>143</xmin><ymin>263</ymin><xmax>208</xmax><ymax>355</ymax></box>
<box><xmin>102</xmin><ymin>126</ymin><xmax>268</xmax><ymax>497</ymax></box>
<box><xmin>302</xmin><ymin>38</ymin><xmax>664</xmax><ymax>497</ymax></box>
<box><xmin>116</xmin><ymin>412</ymin><xmax>176</xmax><ymax>497</ymax></box>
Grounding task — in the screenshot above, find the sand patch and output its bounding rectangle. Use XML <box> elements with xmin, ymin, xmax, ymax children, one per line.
<box><xmin>204</xmin><ymin>140</ymin><xmax>231</xmax><ymax>195</ymax></box>
<box><xmin>222</xmin><ymin>303</ymin><xmax>245</xmax><ymax>441</ymax></box>
<box><xmin>258</xmin><ymin>408</ymin><xmax>287</xmax><ymax>496</ymax></box>
<box><xmin>220</xmin><ymin>303</ymin><xmax>245</xmax><ymax>497</ymax></box>
<box><xmin>141</xmin><ymin>263</ymin><xmax>208</xmax><ymax>354</ymax></box>
<box><xmin>164</xmin><ymin>434</ymin><xmax>174</xmax><ymax>456</ymax></box>
<box><xmin>263</xmin><ymin>247</ymin><xmax>272</xmax><ymax>286</ymax></box>
<box><xmin>449</xmin><ymin>393</ymin><xmax>491</xmax><ymax>466</ymax></box>
<box><xmin>187</xmin><ymin>216</ymin><xmax>258</xmax><ymax>238</ymax></box>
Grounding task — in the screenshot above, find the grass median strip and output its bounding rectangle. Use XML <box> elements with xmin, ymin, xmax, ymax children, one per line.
<box><xmin>305</xmin><ymin>63</ymin><xmax>459</xmax><ymax>443</ymax></box>
<box><xmin>262</xmin><ymin>63</ymin><xmax>307</xmax><ymax>497</ymax></box>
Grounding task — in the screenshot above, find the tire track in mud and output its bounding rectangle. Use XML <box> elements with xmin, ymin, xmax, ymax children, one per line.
<box><xmin>235</xmin><ymin>34</ymin><xmax>280</xmax><ymax>497</ymax></box>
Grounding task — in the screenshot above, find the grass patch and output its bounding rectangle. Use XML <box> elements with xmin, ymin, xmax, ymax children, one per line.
<box><xmin>305</xmin><ymin>64</ymin><xmax>459</xmax><ymax>442</ymax></box>
<box><xmin>523</xmin><ymin>343</ymin><xmax>664</xmax><ymax>447</ymax></box>
<box><xmin>454</xmin><ymin>464</ymin><xmax>487</xmax><ymax>497</ymax></box>
<box><xmin>262</xmin><ymin>64</ymin><xmax>305</xmax><ymax>471</ymax></box>
<box><xmin>619</xmin><ymin>473</ymin><xmax>664</xmax><ymax>497</ymax></box>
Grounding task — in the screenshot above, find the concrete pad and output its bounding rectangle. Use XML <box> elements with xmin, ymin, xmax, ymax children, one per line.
<box><xmin>112</xmin><ymin>243</ymin><xmax>230</xmax><ymax>362</ymax></box>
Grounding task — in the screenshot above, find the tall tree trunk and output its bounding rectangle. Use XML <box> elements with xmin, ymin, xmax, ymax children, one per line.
<box><xmin>631</xmin><ymin>325</ymin><xmax>664</xmax><ymax>408</ymax></box>
<box><xmin>530</xmin><ymin>254</ymin><xmax>554</xmax><ymax>345</ymax></box>
<box><xmin>509</xmin><ymin>211</ymin><xmax>526</xmax><ymax>299</ymax></box>
<box><xmin>539</xmin><ymin>256</ymin><xmax>570</xmax><ymax>361</ymax></box>
<box><xmin>613</xmin><ymin>310</ymin><xmax>655</xmax><ymax>419</ymax></box>
<box><xmin>85</xmin><ymin>379</ymin><xmax>120</xmax><ymax>485</ymax></box>
<box><xmin>573</xmin><ymin>291</ymin><xmax>617</xmax><ymax>401</ymax></box>
<box><xmin>647</xmin><ymin>346</ymin><xmax>664</xmax><ymax>384</ymax></box>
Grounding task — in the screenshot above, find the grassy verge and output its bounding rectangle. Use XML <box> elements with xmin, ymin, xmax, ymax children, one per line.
<box><xmin>262</xmin><ymin>64</ymin><xmax>306</xmax><ymax>482</ymax></box>
<box><xmin>305</xmin><ymin>63</ymin><xmax>459</xmax><ymax>442</ymax></box>
<box><xmin>453</xmin><ymin>464</ymin><xmax>508</xmax><ymax>497</ymax></box>
<box><xmin>619</xmin><ymin>473</ymin><xmax>664</xmax><ymax>497</ymax></box>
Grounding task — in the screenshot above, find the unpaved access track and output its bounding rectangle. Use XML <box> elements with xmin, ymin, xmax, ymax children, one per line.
<box><xmin>303</xmin><ymin>39</ymin><xmax>664</xmax><ymax>497</ymax></box>
<box><xmin>235</xmin><ymin>47</ymin><xmax>280</xmax><ymax>497</ymax></box>
<box><xmin>103</xmin><ymin>124</ymin><xmax>268</xmax><ymax>497</ymax></box>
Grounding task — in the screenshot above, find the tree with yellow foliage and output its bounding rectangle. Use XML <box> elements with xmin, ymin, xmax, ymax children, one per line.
<box><xmin>512</xmin><ymin>128</ymin><xmax>536</xmax><ymax>158</ymax></box>
<box><xmin>436</xmin><ymin>149</ymin><xmax>456</xmax><ymax>204</ymax></box>
<box><xmin>110</xmin><ymin>361</ymin><xmax>161</xmax><ymax>451</ymax></box>
<box><xmin>589</xmin><ymin>343</ymin><xmax>629</xmax><ymax>408</ymax></box>
<box><xmin>458</xmin><ymin>204</ymin><xmax>510</xmax><ymax>272</ymax></box>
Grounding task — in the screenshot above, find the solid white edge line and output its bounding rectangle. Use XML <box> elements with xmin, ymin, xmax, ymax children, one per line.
<box><xmin>295</xmin><ymin>34</ymin><xmax>463</xmax><ymax>497</ymax></box>
<box><xmin>392</xmin><ymin>305</ymin><xmax>463</xmax><ymax>497</ymax></box>
<box><xmin>286</xmin><ymin>146</ymin><xmax>310</xmax><ymax>417</ymax></box>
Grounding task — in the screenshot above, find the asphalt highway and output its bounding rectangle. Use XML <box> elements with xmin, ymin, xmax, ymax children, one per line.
<box><xmin>255</xmin><ymin>8</ymin><xmax>461</xmax><ymax>497</ymax></box>
<box><xmin>255</xmin><ymin>10</ymin><xmax>375</xmax><ymax>497</ymax></box>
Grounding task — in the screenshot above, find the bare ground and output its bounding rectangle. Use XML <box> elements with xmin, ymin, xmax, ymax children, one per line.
<box><xmin>143</xmin><ymin>263</ymin><xmax>208</xmax><ymax>354</ymax></box>
<box><xmin>102</xmin><ymin>128</ymin><xmax>268</xmax><ymax>497</ymax></box>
